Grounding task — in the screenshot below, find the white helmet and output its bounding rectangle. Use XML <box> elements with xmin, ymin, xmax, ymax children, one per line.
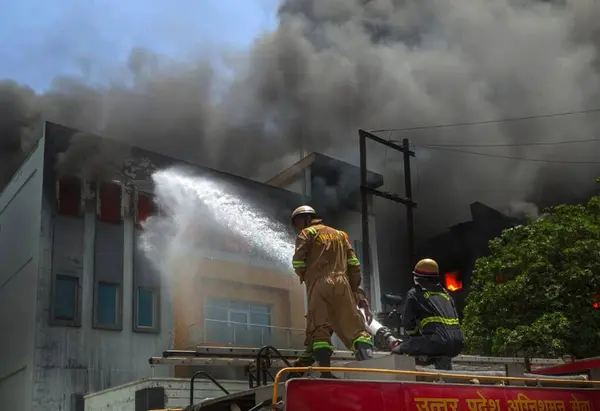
<box><xmin>291</xmin><ymin>205</ymin><xmax>317</xmax><ymax>222</ymax></box>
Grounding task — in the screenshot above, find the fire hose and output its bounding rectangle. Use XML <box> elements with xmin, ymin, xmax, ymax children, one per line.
<box><xmin>359</xmin><ymin>308</ymin><xmax>402</xmax><ymax>351</ymax></box>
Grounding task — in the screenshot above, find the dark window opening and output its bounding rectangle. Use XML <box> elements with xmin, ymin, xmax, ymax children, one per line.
<box><xmin>98</xmin><ymin>182</ymin><xmax>122</xmax><ymax>224</ymax></box>
<box><xmin>96</xmin><ymin>282</ymin><xmax>120</xmax><ymax>326</ymax></box>
<box><xmin>137</xmin><ymin>288</ymin><xmax>156</xmax><ymax>328</ymax></box>
<box><xmin>136</xmin><ymin>193</ymin><xmax>154</xmax><ymax>229</ymax></box>
<box><xmin>54</xmin><ymin>275</ymin><xmax>78</xmax><ymax>321</ymax></box>
<box><xmin>57</xmin><ymin>177</ymin><xmax>82</xmax><ymax>217</ymax></box>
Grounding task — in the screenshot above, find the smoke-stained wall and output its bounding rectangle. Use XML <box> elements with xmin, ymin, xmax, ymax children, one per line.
<box><xmin>33</xmin><ymin>152</ymin><xmax>173</xmax><ymax>410</ymax></box>
<box><xmin>0</xmin><ymin>138</ymin><xmax>44</xmax><ymax>411</ymax></box>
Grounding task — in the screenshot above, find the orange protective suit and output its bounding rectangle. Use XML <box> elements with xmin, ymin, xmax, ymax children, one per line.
<box><xmin>292</xmin><ymin>222</ymin><xmax>372</xmax><ymax>353</ymax></box>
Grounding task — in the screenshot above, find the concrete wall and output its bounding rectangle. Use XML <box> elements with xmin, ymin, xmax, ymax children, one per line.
<box><xmin>84</xmin><ymin>377</ymin><xmax>249</xmax><ymax>411</ymax></box>
<box><xmin>33</xmin><ymin>185</ymin><xmax>174</xmax><ymax>411</ymax></box>
<box><xmin>0</xmin><ymin>139</ymin><xmax>45</xmax><ymax>411</ymax></box>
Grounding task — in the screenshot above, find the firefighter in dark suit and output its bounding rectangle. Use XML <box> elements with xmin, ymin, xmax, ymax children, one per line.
<box><xmin>392</xmin><ymin>258</ymin><xmax>464</xmax><ymax>370</ymax></box>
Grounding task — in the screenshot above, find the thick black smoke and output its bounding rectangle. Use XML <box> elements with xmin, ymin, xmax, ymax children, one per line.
<box><xmin>1</xmin><ymin>0</ymin><xmax>600</xmax><ymax>291</ymax></box>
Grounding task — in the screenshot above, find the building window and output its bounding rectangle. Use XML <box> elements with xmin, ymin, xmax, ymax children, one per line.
<box><xmin>53</xmin><ymin>275</ymin><xmax>79</xmax><ymax>322</ymax></box>
<box><xmin>134</xmin><ymin>287</ymin><xmax>160</xmax><ymax>332</ymax></box>
<box><xmin>204</xmin><ymin>299</ymin><xmax>272</xmax><ymax>347</ymax></box>
<box><xmin>94</xmin><ymin>282</ymin><xmax>121</xmax><ymax>329</ymax></box>
<box><xmin>57</xmin><ymin>177</ymin><xmax>82</xmax><ymax>217</ymax></box>
<box><xmin>97</xmin><ymin>182</ymin><xmax>122</xmax><ymax>224</ymax></box>
<box><xmin>136</xmin><ymin>192</ymin><xmax>154</xmax><ymax>229</ymax></box>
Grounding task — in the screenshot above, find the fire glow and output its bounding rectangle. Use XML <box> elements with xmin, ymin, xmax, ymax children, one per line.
<box><xmin>445</xmin><ymin>272</ymin><xmax>463</xmax><ymax>292</ymax></box>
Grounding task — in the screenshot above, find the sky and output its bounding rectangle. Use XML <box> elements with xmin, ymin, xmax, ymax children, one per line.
<box><xmin>0</xmin><ymin>0</ymin><xmax>279</xmax><ymax>91</ymax></box>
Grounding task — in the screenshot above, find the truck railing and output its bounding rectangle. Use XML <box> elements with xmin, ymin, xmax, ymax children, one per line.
<box><xmin>271</xmin><ymin>367</ymin><xmax>600</xmax><ymax>404</ymax></box>
<box><xmin>253</xmin><ymin>345</ymin><xmax>293</xmax><ymax>388</ymax></box>
<box><xmin>189</xmin><ymin>370</ymin><xmax>230</xmax><ymax>407</ymax></box>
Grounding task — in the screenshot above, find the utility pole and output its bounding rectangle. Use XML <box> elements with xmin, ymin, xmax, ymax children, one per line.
<box><xmin>358</xmin><ymin>130</ymin><xmax>417</xmax><ymax>303</ymax></box>
<box><xmin>403</xmin><ymin>138</ymin><xmax>416</xmax><ymax>265</ymax></box>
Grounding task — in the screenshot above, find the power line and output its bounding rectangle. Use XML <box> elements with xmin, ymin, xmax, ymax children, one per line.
<box><xmin>413</xmin><ymin>137</ymin><xmax>600</xmax><ymax>148</ymax></box>
<box><xmin>369</xmin><ymin>107</ymin><xmax>600</xmax><ymax>134</ymax></box>
<box><xmin>420</xmin><ymin>145</ymin><xmax>600</xmax><ymax>164</ymax></box>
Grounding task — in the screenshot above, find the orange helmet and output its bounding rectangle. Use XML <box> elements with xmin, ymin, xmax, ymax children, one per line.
<box><xmin>413</xmin><ymin>259</ymin><xmax>439</xmax><ymax>278</ymax></box>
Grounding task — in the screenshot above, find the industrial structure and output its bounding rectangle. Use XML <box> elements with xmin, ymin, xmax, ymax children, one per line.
<box><xmin>0</xmin><ymin>122</ymin><xmax>385</xmax><ymax>411</ymax></box>
<box><xmin>416</xmin><ymin>202</ymin><xmax>522</xmax><ymax>312</ymax></box>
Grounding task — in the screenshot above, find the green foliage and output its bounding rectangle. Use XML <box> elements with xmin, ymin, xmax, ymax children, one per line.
<box><xmin>463</xmin><ymin>194</ymin><xmax>600</xmax><ymax>358</ymax></box>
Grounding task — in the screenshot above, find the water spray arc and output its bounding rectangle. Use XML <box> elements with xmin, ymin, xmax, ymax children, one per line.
<box><xmin>139</xmin><ymin>167</ymin><xmax>297</xmax><ymax>275</ymax></box>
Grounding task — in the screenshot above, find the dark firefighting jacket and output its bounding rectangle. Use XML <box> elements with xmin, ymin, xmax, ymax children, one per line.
<box><xmin>403</xmin><ymin>281</ymin><xmax>463</xmax><ymax>342</ymax></box>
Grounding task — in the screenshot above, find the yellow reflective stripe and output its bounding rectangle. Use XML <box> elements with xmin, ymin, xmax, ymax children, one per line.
<box><xmin>305</xmin><ymin>227</ymin><xmax>318</xmax><ymax>236</ymax></box>
<box><xmin>406</xmin><ymin>329</ymin><xmax>419</xmax><ymax>336</ymax></box>
<box><xmin>424</xmin><ymin>291</ymin><xmax>449</xmax><ymax>301</ymax></box>
<box><xmin>352</xmin><ymin>336</ymin><xmax>373</xmax><ymax>349</ymax></box>
<box><xmin>420</xmin><ymin>316</ymin><xmax>460</xmax><ymax>328</ymax></box>
<box><xmin>292</xmin><ymin>260</ymin><xmax>306</xmax><ymax>268</ymax></box>
<box><xmin>312</xmin><ymin>341</ymin><xmax>334</xmax><ymax>351</ymax></box>
<box><xmin>347</xmin><ymin>257</ymin><xmax>360</xmax><ymax>266</ymax></box>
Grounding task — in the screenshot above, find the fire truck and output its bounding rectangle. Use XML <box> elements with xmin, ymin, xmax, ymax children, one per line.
<box><xmin>147</xmin><ymin>346</ymin><xmax>600</xmax><ymax>411</ymax></box>
<box><xmin>146</xmin><ymin>311</ymin><xmax>600</xmax><ymax>411</ymax></box>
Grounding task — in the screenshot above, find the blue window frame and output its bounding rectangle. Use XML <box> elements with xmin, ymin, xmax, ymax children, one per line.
<box><xmin>54</xmin><ymin>275</ymin><xmax>78</xmax><ymax>321</ymax></box>
<box><xmin>137</xmin><ymin>288</ymin><xmax>155</xmax><ymax>328</ymax></box>
<box><xmin>96</xmin><ymin>282</ymin><xmax>119</xmax><ymax>327</ymax></box>
<box><xmin>204</xmin><ymin>299</ymin><xmax>272</xmax><ymax>346</ymax></box>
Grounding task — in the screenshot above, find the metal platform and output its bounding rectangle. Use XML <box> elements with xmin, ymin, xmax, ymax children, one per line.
<box><xmin>150</xmin><ymin>346</ymin><xmax>565</xmax><ymax>369</ymax></box>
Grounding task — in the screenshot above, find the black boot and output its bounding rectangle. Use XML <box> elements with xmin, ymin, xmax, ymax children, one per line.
<box><xmin>287</xmin><ymin>352</ymin><xmax>315</xmax><ymax>379</ymax></box>
<box><xmin>434</xmin><ymin>356</ymin><xmax>452</xmax><ymax>371</ymax></box>
<box><xmin>313</xmin><ymin>348</ymin><xmax>337</xmax><ymax>379</ymax></box>
<box><xmin>354</xmin><ymin>342</ymin><xmax>374</xmax><ymax>361</ymax></box>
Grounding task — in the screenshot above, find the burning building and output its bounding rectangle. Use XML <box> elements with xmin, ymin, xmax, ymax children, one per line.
<box><xmin>0</xmin><ymin>121</ymin><xmax>384</xmax><ymax>411</ymax></box>
<box><xmin>416</xmin><ymin>202</ymin><xmax>523</xmax><ymax>314</ymax></box>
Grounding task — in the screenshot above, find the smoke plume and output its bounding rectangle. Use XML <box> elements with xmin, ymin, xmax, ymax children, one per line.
<box><xmin>2</xmin><ymin>0</ymin><xmax>600</xmax><ymax>290</ymax></box>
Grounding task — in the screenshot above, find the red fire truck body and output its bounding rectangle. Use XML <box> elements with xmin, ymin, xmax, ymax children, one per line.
<box><xmin>285</xmin><ymin>378</ymin><xmax>600</xmax><ymax>411</ymax></box>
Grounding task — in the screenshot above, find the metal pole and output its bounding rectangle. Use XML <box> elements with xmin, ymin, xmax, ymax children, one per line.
<box><xmin>360</xmin><ymin>133</ymin><xmax>372</xmax><ymax>303</ymax></box>
<box><xmin>402</xmin><ymin>138</ymin><xmax>415</xmax><ymax>268</ymax></box>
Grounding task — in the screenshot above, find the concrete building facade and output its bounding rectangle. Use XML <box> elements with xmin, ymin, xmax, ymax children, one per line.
<box><xmin>0</xmin><ymin>122</ymin><xmax>385</xmax><ymax>410</ymax></box>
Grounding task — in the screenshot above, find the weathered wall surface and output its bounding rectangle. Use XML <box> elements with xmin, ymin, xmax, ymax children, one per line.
<box><xmin>83</xmin><ymin>377</ymin><xmax>249</xmax><ymax>411</ymax></box>
<box><xmin>0</xmin><ymin>139</ymin><xmax>45</xmax><ymax>411</ymax></box>
<box><xmin>33</xmin><ymin>187</ymin><xmax>174</xmax><ymax>411</ymax></box>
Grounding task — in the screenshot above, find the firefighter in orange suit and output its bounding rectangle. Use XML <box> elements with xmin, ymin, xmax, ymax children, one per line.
<box><xmin>290</xmin><ymin>205</ymin><xmax>374</xmax><ymax>378</ymax></box>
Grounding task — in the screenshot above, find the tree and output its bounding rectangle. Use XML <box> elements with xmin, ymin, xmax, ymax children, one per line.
<box><xmin>462</xmin><ymin>189</ymin><xmax>600</xmax><ymax>359</ymax></box>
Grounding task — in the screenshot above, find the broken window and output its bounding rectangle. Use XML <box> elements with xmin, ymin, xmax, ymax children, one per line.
<box><xmin>57</xmin><ymin>177</ymin><xmax>82</xmax><ymax>217</ymax></box>
<box><xmin>97</xmin><ymin>182</ymin><xmax>122</xmax><ymax>224</ymax></box>
<box><xmin>136</xmin><ymin>192</ymin><xmax>154</xmax><ymax>229</ymax></box>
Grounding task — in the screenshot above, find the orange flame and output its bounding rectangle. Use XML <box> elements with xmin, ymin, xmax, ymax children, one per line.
<box><xmin>445</xmin><ymin>271</ymin><xmax>463</xmax><ymax>292</ymax></box>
